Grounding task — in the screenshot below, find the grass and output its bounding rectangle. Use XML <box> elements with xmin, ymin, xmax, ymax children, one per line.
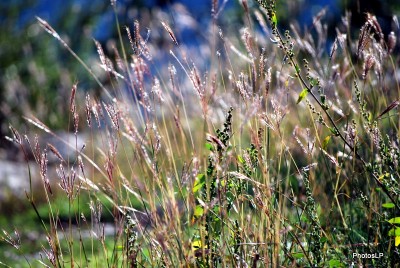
<box><xmin>2</xmin><ymin>0</ymin><xmax>400</xmax><ymax>267</ymax></box>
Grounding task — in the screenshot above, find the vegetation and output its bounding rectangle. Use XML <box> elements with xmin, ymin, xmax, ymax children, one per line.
<box><xmin>2</xmin><ymin>0</ymin><xmax>400</xmax><ymax>267</ymax></box>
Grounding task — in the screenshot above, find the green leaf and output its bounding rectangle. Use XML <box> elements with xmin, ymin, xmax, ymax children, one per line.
<box><xmin>378</xmin><ymin>100</ymin><xmax>400</xmax><ymax>119</ymax></box>
<box><xmin>271</xmin><ymin>13</ymin><xmax>277</xmax><ymax>27</ymax></box>
<box><xmin>300</xmin><ymin>214</ymin><xmax>309</xmax><ymax>223</ymax></box>
<box><xmin>192</xmin><ymin>240</ymin><xmax>206</xmax><ymax>250</ymax></box>
<box><xmin>309</xmin><ymin>78</ymin><xmax>317</xmax><ymax>87</ymax></box>
<box><xmin>192</xmin><ymin>174</ymin><xmax>205</xmax><ymax>193</ymax></box>
<box><xmin>296</xmin><ymin>88</ymin><xmax>308</xmax><ymax>104</ymax></box>
<box><xmin>388</xmin><ymin>217</ymin><xmax>400</xmax><ymax>224</ymax></box>
<box><xmin>322</xmin><ymin>135</ymin><xmax>331</xmax><ymax>150</ymax></box>
<box><xmin>193</xmin><ymin>205</ymin><xmax>204</xmax><ymax>218</ymax></box>
<box><xmin>329</xmin><ymin>259</ymin><xmax>343</xmax><ymax>268</ymax></box>
<box><xmin>205</xmin><ymin>142</ymin><xmax>214</xmax><ymax>151</ymax></box>
<box><xmin>328</xmin><ymin>127</ymin><xmax>339</xmax><ymax>136</ymax></box>
<box><xmin>295</xmin><ymin>64</ymin><xmax>300</xmax><ymax>74</ymax></box>
<box><xmin>388</xmin><ymin>227</ymin><xmax>400</xmax><ymax>236</ymax></box>
<box><xmin>238</xmin><ymin>155</ymin><xmax>244</xmax><ymax>164</ymax></box>
<box><xmin>292</xmin><ymin>252</ymin><xmax>304</xmax><ymax>259</ymax></box>
<box><xmin>382</xmin><ymin>203</ymin><xmax>395</xmax><ymax>209</ymax></box>
<box><xmin>378</xmin><ymin>173</ymin><xmax>389</xmax><ymax>181</ymax></box>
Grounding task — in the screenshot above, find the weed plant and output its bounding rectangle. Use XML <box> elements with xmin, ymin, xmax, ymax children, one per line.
<box><xmin>3</xmin><ymin>0</ymin><xmax>400</xmax><ymax>267</ymax></box>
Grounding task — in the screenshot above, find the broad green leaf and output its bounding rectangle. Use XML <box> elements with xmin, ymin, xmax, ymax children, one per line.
<box><xmin>192</xmin><ymin>240</ymin><xmax>206</xmax><ymax>250</ymax></box>
<box><xmin>310</xmin><ymin>78</ymin><xmax>318</xmax><ymax>87</ymax></box>
<box><xmin>396</xmin><ymin>236</ymin><xmax>400</xmax><ymax>246</ymax></box>
<box><xmin>221</xmin><ymin>179</ymin><xmax>226</xmax><ymax>187</ymax></box>
<box><xmin>329</xmin><ymin>259</ymin><xmax>343</xmax><ymax>268</ymax></box>
<box><xmin>192</xmin><ymin>174</ymin><xmax>205</xmax><ymax>193</ymax></box>
<box><xmin>322</xmin><ymin>135</ymin><xmax>331</xmax><ymax>150</ymax></box>
<box><xmin>378</xmin><ymin>173</ymin><xmax>389</xmax><ymax>181</ymax></box>
<box><xmin>300</xmin><ymin>214</ymin><xmax>309</xmax><ymax>223</ymax></box>
<box><xmin>328</xmin><ymin>127</ymin><xmax>339</xmax><ymax>136</ymax></box>
<box><xmin>382</xmin><ymin>203</ymin><xmax>395</xmax><ymax>209</ymax></box>
<box><xmin>297</xmin><ymin>88</ymin><xmax>308</xmax><ymax>104</ymax></box>
<box><xmin>193</xmin><ymin>205</ymin><xmax>204</xmax><ymax>218</ymax></box>
<box><xmin>292</xmin><ymin>252</ymin><xmax>304</xmax><ymax>259</ymax></box>
<box><xmin>295</xmin><ymin>64</ymin><xmax>300</xmax><ymax>74</ymax></box>
<box><xmin>271</xmin><ymin>13</ymin><xmax>277</xmax><ymax>27</ymax></box>
<box><xmin>388</xmin><ymin>227</ymin><xmax>400</xmax><ymax>236</ymax></box>
<box><xmin>388</xmin><ymin>217</ymin><xmax>400</xmax><ymax>224</ymax></box>
<box><xmin>205</xmin><ymin>142</ymin><xmax>214</xmax><ymax>151</ymax></box>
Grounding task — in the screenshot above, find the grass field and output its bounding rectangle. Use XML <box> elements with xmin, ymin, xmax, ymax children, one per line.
<box><xmin>2</xmin><ymin>0</ymin><xmax>400</xmax><ymax>267</ymax></box>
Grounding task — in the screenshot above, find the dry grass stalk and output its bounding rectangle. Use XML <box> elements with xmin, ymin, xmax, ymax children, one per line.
<box><xmin>168</xmin><ymin>64</ymin><xmax>180</xmax><ymax>98</ymax></box>
<box><xmin>357</xmin><ymin>21</ymin><xmax>372</xmax><ymax>56</ymax></box>
<box><xmin>259</xmin><ymin>48</ymin><xmax>266</xmax><ymax>78</ymax></box>
<box><xmin>330</xmin><ymin>38</ymin><xmax>338</xmax><ymax>60</ymax></box>
<box><xmin>57</xmin><ymin>164</ymin><xmax>78</xmax><ymax>199</ymax></box>
<box><xmin>254</xmin><ymin>10</ymin><xmax>269</xmax><ymax>35</ymax></box>
<box><xmin>133</xmin><ymin>20</ymin><xmax>141</xmax><ymax>56</ymax></box>
<box><xmin>104</xmin><ymin>156</ymin><xmax>115</xmax><ymax>183</ymax></box>
<box><xmin>94</xmin><ymin>39</ymin><xmax>107</xmax><ymax>67</ymax></box>
<box><xmin>212</xmin><ymin>0</ymin><xmax>218</xmax><ymax>18</ymax></box>
<box><xmin>377</xmin><ymin>99</ymin><xmax>400</xmax><ymax>119</ymax></box>
<box><xmin>321</xmin><ymin>149</ymin><xmax>339</xmax><ymax>167</ymax></box>
<box><xmin>36</xmin><ymin>17</ymin><xmax>61</xmax><ymax>41</ymax></box>
<box><xmin>190</xmin><ymin>66</ymin><xmax>204</xmax><ymax>98</ymax></box>
<box><xmin>85</xmin><ymin>94</ymin><xmax>92</xmax><ymax>127</ymax></box>
<box><xmin>161</xmin><ymin>21</ymin><xmax>178</xmax><ymax>45</ymax></box>
<box><xmin>70</xmin><ymin>84</ymin><xmax>79</xmax><ymax>133</ymax></box>
<box><xmin>125</xmin><ymin>24</ymin><xmax>139</xmax><ymax>56</ymax></box>
<box><xmin>388</xmin><ymin>31</ymin><xmax>397</xmax><ymax>53</ymax></box>
<box><xmin>41</xmin><ymin>236</ymin><xmax>57</xmax><ymax>267</ymax></box>
<box><xmin>121</xmin><ymin>114</ymin><xmax>144</xmax><ymax>145</ymax></box>
<box><xmin>151</xmin><ymin>78</ymin><xmax>165</xmax><ymax>103</ymax></box>
<box><xmin>112</xmin><ymin>45</ymin><xmax>124</xmax><ymax>71</ymax></box>
<box><xmin>9</xmin><ymin>125</ymin><xmax>22</xmax><ymax>145</ymax></box>
<box><xmin>40</xmin><ymin>151</ymin><xmax>52</xmax><ymax>194</ymax></box>
<box><xmin>362</xmin><ymin>53</ymin><xmax>376</xmax><ymax>79</ymax></box>
<box><xmin>47</xmin><ymin>143</ymin><xmax>64</xmax><ymax>162</ymax></box>
<box><xmin>103</xmin><ymin>101</ymin><xmax>120</xmax><ymax>131</ymax></box>
<box><xmin>24</xmin><ymin>116</ymin><xmax>51</xmax><ymax>133</ymax></box>
<box><xmin>242</xmin><ymin>27</ymin><xmax>255</xmax><ymax>58</ymax></box>
<box><xmin>91</xmin><ymin>100</ymin><xmax>102</xmax><ymax>128</ymax></box>
<box><xmin>357</xmin><ymin>13</ymin><xmax>384</xmax><ymax>57</ymax></box>
<box><xmin>34</xmin><ymin>135</ymin><xmax>41</xmax><ymax>164</ymax></box>
<box><xmin>241</xmin><ymin>0</ymin><xmax>249</xmax><ymax>14</ymax></box>
<box><xmin>206</xmin><ymin>134</ymin><xmax>226</xmax><ymax>151</ymax></box>
<box><xmin>2</xmin><ymin>229</ymin><xmax>21</xmax><ymax>250</ymax></box>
